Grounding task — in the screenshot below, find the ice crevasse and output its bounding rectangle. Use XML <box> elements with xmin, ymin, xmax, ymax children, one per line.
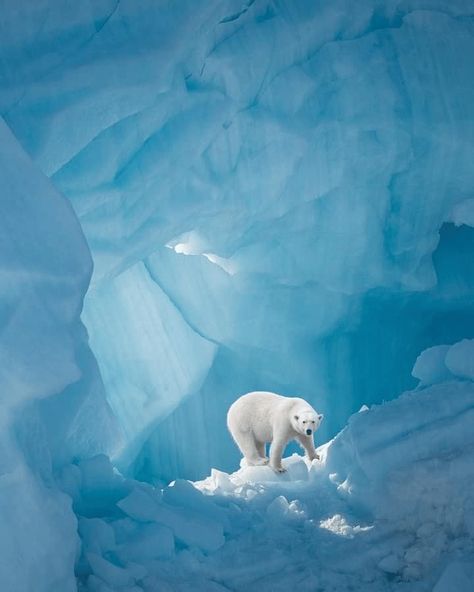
<box><xmin>0</xmin><ymin>0</ymin><xmax>474</xmax><ymax>591</ymax></box>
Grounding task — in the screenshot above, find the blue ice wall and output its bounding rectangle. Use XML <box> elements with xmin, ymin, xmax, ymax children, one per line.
<box><xmin>0</xmin><ymin>120</ymin><xmax>121</xmax><ymax>591</ymax></box>
<box><xmin>1</xmin><ymin>0</ymin><xmax>474</xmax><ymax>481</ymax></box>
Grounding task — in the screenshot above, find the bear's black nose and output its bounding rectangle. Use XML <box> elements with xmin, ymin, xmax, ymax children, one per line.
<box><xmin>306</xmin><ymin>429</ymin><xmax>312</xmax><ymax>435</ymax></box>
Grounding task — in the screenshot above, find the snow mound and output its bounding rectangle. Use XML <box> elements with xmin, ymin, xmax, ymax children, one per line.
<box><xmin>413</xmin><ymin>339</ymin><xmax>474</xmax><ymax>385</ymax></box>
<box><xmin>73</xmin><ymin>358</ymin><xmax>474</xmax><ymax>591</ymax></box>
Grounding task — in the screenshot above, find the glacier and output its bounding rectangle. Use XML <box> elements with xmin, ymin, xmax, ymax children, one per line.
<box><xmin>1</xmin><ymin>0</ymin><xmax>474</xmax><ymax>590</ymax></box>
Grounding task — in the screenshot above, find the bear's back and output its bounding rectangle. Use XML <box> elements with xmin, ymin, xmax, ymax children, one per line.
<box><xmin>227</xmin><ymin>391</ymin><xmax>294</xmax><ymax>432</ymax></box>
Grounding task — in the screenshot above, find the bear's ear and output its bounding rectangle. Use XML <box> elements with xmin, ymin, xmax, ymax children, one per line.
<box><xmin>294</xmin><ymin>415</ymin><xmax>299</xmax><ymax>421</ymax></box>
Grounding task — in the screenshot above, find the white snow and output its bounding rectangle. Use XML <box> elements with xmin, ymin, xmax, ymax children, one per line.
<box><xmin>69</xmin><ymin>352</ymin><xmax>474</xmax><ymax>591</ymax></box>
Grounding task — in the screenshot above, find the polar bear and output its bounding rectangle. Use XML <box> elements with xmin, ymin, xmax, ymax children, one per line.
<box><xmin>227</xmin><ymin>391</ymin><xmax>324</xmax><ymax>473</ymax></box>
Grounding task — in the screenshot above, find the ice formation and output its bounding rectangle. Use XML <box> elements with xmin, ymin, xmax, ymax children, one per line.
<box><xmin>1</xmin><ymin>0</ymin><xmax>474</xmax><ymax>590</ymax></box>
<box><xmin>1</xmin><ymin>0</ymin><xmax>474</xmax><ymax>482</ymax></box>
<box><xmin>0</xmin><ymin>119</ymin><xmax>119</xmax><ymax>591</ymax></box>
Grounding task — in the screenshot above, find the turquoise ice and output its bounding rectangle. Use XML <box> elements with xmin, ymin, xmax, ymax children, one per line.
<box><xmin>1</xmin><ymin>1</ymin><xmax>474</xmax><ymax>590</ymax></box>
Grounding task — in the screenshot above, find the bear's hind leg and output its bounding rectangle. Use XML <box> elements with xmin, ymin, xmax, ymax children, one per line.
<box><xmin>233</xmin><ymin>431</ymin><xmax>266</xmax><ymax>466</ymax></box>
<box><xmin>256</xmin><ymin>441</ymin><xmax>269</xmax><ymax>464</ymax></box>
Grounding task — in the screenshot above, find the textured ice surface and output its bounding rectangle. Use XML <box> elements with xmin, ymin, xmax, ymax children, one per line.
<box><xmin>0</xmin><ymin>2</ymin><xmax>474</xmax><ymax>590</ymax></box>
<box><xmin>82</xmin><ymin>261</ymin><xmax>217</xmax><ymax>470</ymax></box>
<box><xmin>413</xmin><ymin>338</ymin><xmax>474</xmax><ymax>384</ymax></box>
<box><xmin>1</xmin><ymin>0</ymin><xmax>474</xmax><ymax>480</ymax></box>
<box><xmin>0</xmin><ymin>120</ymin><xmax>119</xmax><ymax>591</ymax></box>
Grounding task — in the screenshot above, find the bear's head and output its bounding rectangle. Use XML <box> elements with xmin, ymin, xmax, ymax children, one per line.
<box><xmin>292</xmin><ymin>410</ymin><xmax>323</xmax><ymax>436</ymax></box>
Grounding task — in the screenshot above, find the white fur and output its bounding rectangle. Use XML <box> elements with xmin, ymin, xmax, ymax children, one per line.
<box><xmin>227</xmin><ymin>391</ymin><xmax>323</xmax><ymax>473</ymax></box>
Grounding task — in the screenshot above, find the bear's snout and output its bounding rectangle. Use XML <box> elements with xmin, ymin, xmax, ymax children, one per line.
<box><xmin>306</xmin><ymin>429</ymin><xmax>312</xmax><ymax>435</ymax></box>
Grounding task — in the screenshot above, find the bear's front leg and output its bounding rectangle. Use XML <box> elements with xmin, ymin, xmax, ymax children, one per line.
<box><xmin>296</xmin><ymin>434</ymin><xmax>320</xmax><ymax>461</ymax></box>
<box><xmin>269</xmin><ymin>438</ymin><xmax>286</xmax><ymax>473</ymax></box>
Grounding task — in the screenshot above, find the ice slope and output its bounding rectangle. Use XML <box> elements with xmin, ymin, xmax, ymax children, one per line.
<box><xmin>1</xmin><ymin>0</ymin><xmax>474</xmax><ymax>480</ymax></box>
<box><xmin>71</xmin><ymin>343</ymin><xmax>474</xmax><ymax>591</ymax></box>
<box><xmin>0</xmin><ymin>119</ymin><xmax>120</xmax><ymax>591</ymax></box>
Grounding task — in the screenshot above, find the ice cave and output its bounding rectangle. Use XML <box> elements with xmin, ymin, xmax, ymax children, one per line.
<box><xmin>1</xmin><ymin>1</ymin><xmax>474</xmax><ymax>590</ymax></box>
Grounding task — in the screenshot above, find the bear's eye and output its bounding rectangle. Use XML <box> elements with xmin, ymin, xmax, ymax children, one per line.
<box><xmin>312</xmin><ymin>420</ymin><xmax>315</xmax><ymax>424</ymax></box>
<box><xmin>303</xmin><ymin>420</ymin><xmax>306</xmax><ymax>424</ymax></box>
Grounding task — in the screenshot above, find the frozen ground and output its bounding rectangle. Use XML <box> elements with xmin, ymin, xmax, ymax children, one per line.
<box><xmin>69</xmin><ymin>347</ymin><xmax>474</xmax><ymax>591</ymax></box>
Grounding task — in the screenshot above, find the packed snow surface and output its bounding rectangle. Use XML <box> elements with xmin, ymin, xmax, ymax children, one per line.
<box><xmin>70</xmin><ymin>368</ymin><xmax>474</xmax><ymax>591</ymax></box>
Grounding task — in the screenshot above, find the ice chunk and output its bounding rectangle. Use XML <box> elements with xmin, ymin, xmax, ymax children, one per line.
<box><xmin>152</xmin><ymin>504</ymin><xmax>225</xmax><ymax>553</ymax></box>
<box><xmin>118</xmin><ymin>485</ymin><xmax>225</xmax><ymax>552</ymax></box>
<box><xmin>117</xmin><ymin>487</ymin><xmax>161</xmax><ymax>523</ymax></box>
<box><xmin>86</xmin><ymin>553</ymin><xmax>138</xmax><ymax>588</ymax></box>
<box><xmin>445</xmin><ymin>339</ymin><xmax>474</xmax><ymax>381</ymax></box>
<box><xmin>78</xmin><ymin>518</ymin><xmax>115</xmax><ymax>555</ymax></box>
<box><xmin>412</xmin><ymin>345</ymin><xmax>453</xmax><ymax>386</ymax></box>
<box><xmin>208</xmin><ymin>469</ymin><xmax>236</xmax><ymax>494</ymax></box>
<box><xmin>163</xmin><ymin>479</ymin><xmax>228</xmax><ymax>526</ymax></box>
<box><xmin>284</xmin><ymin>455</ymin><xmax>310</xmax><ymax>481</ymax></box>
<box><xmin>449</xmin><ymin>199</ymin><xmax>474</xmax><ymax>228</ymax></box>
<box><xmin>116</xmin><ymin>523</ymin><xmax>174</xmax><ymax>562</ymax></box>
<box><xmin>75</xmin><ymin>455</ymin><xmax>131</xmax><ymax>517</ymax></box>
<box><xmin>237</xmin><ymin>464</ymin><xmax>291</xmax><ymax>483</ymax></box>
<box><xmin>266</xmin><ymin>496</ymin><xmax>290</xmax><ymax>519</ymax></box>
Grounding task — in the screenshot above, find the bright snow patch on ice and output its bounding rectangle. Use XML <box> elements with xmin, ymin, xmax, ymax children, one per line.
<box><xmin>167</xmin><ymin>232</ymin><xmax>237</xmax><ymax>274</ymax></box>
<box><xmin>318</xmin><ymin>514</ymin><xmax>372</xmax><ymax>538</ymax></box>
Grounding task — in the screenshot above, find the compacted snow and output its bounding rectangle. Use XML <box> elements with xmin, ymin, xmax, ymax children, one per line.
<box><xmin>67</xmin><ymin>353</ymin><xmax>474</xmax><ymax>591</ymax></box>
